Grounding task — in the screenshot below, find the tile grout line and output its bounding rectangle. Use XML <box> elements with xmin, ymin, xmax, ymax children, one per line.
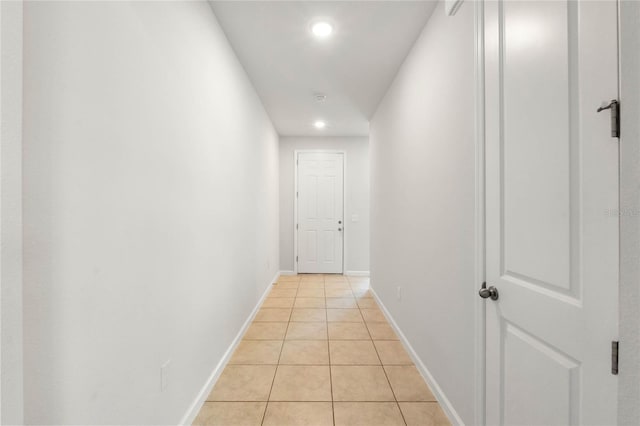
<box><xmin>356</xmin><ymin>278</ymin><xmax>409</xmax><ymax>426</ymax></box>
<box><xmin>325</xmin><ymin>277</ymin><xmax>337</xmax><ymax>426</ymax></box>
<box><xmin>259</xmin><ymin>276</ymin><xmax>298</xmax><ymax>426</ymax></box>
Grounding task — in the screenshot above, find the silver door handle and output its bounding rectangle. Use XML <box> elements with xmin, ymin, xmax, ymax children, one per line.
<box><xmin>478</xmin><ymin>282</ymin><xmax>499</xmax><ymax>300</ymax></box>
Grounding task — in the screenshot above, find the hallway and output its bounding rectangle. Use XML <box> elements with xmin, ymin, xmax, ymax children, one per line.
<box><xmin>193</xmin><ymin>274</ymin><xmax>449</xmax><ymax>426</ymax></box>
<box><xmin>2</xmin><ymin>0</ymin><xmax>639</xmax><ymax>424</ymax></box>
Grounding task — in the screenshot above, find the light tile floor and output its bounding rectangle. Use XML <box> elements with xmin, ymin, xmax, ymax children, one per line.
<box><xmin>193</xmin><ymin>275</ymin><xmax>451</xmax><ymax>426</ymax></box>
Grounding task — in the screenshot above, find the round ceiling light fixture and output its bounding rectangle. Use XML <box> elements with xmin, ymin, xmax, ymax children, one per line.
<box><xmin>311</xmin><ymin>21</ymin><xmax>333</xmax><ymax>38</ymax></box>
<box><xmin>314</xmin><ymin>120</ymin><xmax>327</xmax><ymax>129</ymax></box>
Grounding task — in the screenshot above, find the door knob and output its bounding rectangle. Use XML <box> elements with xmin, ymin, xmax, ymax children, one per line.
<box><xmin>338</xmin><ymin>228</ymin><xmax>342</xmax><ymax>231</ymax></box>
<box><xmin>479</xmin><ymin>283</ymin><xmax>499</xmax><ymax>300</ymax></box>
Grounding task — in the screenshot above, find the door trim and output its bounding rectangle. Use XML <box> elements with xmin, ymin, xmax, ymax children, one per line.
<box><xmin>618</xmin><ymin>1</ymin><xmax>640</xmax><ymax>423</ymax></box>
<box><xmin>293</xmin><ymin>150</ymin><xmax>346</xmax><ymax>275</ymax></box>
<box><xmin>0</xmin><ymin>1</ymin><xmax>25</xmax><ymax>423</ymax></box>
<box><xmin>473</xmin><ymin>1</ymin><xmax>486</xmax><ymax>425</ymax></box>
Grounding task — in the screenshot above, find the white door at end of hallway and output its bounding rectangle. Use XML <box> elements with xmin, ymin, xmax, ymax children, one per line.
<box><xmin>296</xmin><ymin>152</ymin><xmax>344</xmax><ymax>274</ymax></box>
<box><xmin>484</xmin><ymin>1</ymin><xmax>619</xmax><ymax>425</ymax></box>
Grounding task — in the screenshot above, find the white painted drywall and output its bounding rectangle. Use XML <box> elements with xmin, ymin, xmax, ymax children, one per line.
<box><xmin>370</xmin><ymin>1</ymin><xmax>476</xmax><ymax>424</ymax></box>
<box><xmin>22</xmin><ymin>2</ymin><xmax>279</xmax><ymax>424</ymax></box>
<box><xmin>1</xmin><ymin>1</ymin><xmax>24</xmax><ymax>423</ymax></box>
<box><xmin>619</xmin><ymin>1</ymin><xmax>640</xmax><ymax>424</ymax></box>
<box><xmin>279</xmin><ymin>137</ymin><xmax>369</xmax><ymax>274</ymax></box>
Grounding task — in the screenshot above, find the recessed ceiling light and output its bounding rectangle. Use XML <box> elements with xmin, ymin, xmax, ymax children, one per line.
<box><xmin>312</xmin><ymin>21</ymin><xmax>333</xmax><ymax>38</ymax></box>
<box><xmin>314</xmin><ymin>120</ymin><xmax>327</xmax><ymax>129</ymax></box>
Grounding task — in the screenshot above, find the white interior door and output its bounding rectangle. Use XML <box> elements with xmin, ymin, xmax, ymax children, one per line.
<box><xmin>297</xmin><ymin>152</ymin><xmax>344</xmax><ymax>274</ymax></box>
<box><xmin>484</xmin><ymin>1</ymin><xmax>619</xmax><ymax>424</ymax></box>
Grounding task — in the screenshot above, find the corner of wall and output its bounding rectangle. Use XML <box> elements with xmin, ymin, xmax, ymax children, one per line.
<box><xmin>179</xmin><ymin>271</ymin><xmax>278</xmax><ymax>425</ymax></box>
<box><xmin>370</xmin><ymin>288</ymin><xmax>465</xmax><ymax>425</ymax></box>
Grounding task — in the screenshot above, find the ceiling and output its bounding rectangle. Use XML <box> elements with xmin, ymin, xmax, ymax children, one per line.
<box><xmin>209</xmin><ymin>1</ymin><xmax>438</xmax><ymax>136</ymax></box>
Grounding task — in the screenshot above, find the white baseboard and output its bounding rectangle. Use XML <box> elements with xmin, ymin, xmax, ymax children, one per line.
<box><xmin>280</xmin><ymin>270</ymin><xmax>370</xmax><ymax>277</ymax></box>
<box><xmin>345</xmin><ymin>271</ymin><xmax>370</xmax><ymax>277</ymax></box>
<box><xmin>370</xmin><ymin>288</ymin><xmax>465</xmax><ymax>426</ymax></box>
<box><xmin>179</xmin><ymin>272</ymin><xmax>278</xmax><ymax>425</ymax></box>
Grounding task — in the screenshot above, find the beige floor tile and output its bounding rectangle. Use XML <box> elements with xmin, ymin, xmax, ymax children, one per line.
<box><xmin>294</xmin><ymin>297</ymin><xmax>326</xmax><ymax>308</ymax></box>
<box><xmin>353</xmin><ymin>289</ymin><xmax>374</xmax><ymax>299</ymax></box>
<box><xmin>385</xmin><ymin>366</ymin><xmax>436</xmax><ymax>401</ymax></box>
<box><xmin>208</xmin><ymin>365</ymin><xmax>276</xmax><ymax>401</ymax></box>
<box><xmin>328</xmin><ymin>322</ymin><xmax>371</xmax><ymax>340</ymax></box>
<box><xmin>269</xmin><ymin>288</ymin><xmax>298</xmax><ymax>298</ymax></box>
<box><xmin>374</xmin><ymin>341</ymin><xmax>413</xmax><ymax>365</ymax></box>
<box><xmin>285</xmin><ymin>322</ymin><xmax>328</xmax><ymax>340</ymax></box>
<box><xmin>330</xmin><ymin>340</ymin><xmax>380</xmax><ymax>365</ymax></box>
<box><xmin>244</xmin><ymin>322</ymin><xmax>288</xmax><ymax>340</ymax></box>
<box><xmin>296</xmin><ymin>288</ymin><xmax>325</xmax><ymax>298</ymax></box>
<box><xmin>270</xmin><ymin>366</ymin><xmax>332</xmax><ymax>401</ymax></box>
<box><xmin>334</xmin><ymin>402</ymin><xmax>405</xmax><ymax>426</ymax></box>
<box><xmin>279</xmin><ymin>340</ymin><xmax>329</xmax><ymax>365</ymax></box>
<box><xmin>298</xmin><ymin>281</ymin><xmax>325</xmax><ymax>289</ymax></box>
<box><xmin>326</xmin><ymin>297</ymin><xmax>358</xmax><ymax>309</ymax></box>
<box><xmin>324</xmin><ymin>282</ymin><xmax>352</xmax><ymax>289</ymax></box>
<box><xmin>278</xmin><ymin>275</ymin><xmax>301</xmax><ymax>282</ymax></box>
<box><xmin>229</xmin><ymin>340</ymin><xmax>282</xmax><ymax>365</ymax></box>
<box><xmin>347</xmin><ymin>276</ymin><xmax>370</xmax><ymax>284</ymax></box>
<box><xmin>192</xmin><ymin>402</ymin><xmax>266</xmax><ymax>426</ymax></box>
<box><xmin>361</xmin><ymin>308</ymin><xmax>386</xmax><ymax>322</ymax></box>
<box><xmin>325</xmin><ymin>288</ymin><xmax>354</xmax><ymax>298</ymax></box>
<box><xmin>275</xmin><ymin>282</ymin><xmax>299</xmax><ymax>289</ymax></box>
<box><xmin>254</xmin><ymin>308</ymin><xmax>291</xmax><ymax>322</ymax></box>
<box><xmin>324</xmin><ymin>275</ymin><xmax>348</xmax><ymax>283</ymax></box>
<box><xmin>290</xmin><ymin>308</ymin><xmax>327</xmax><ymax>322</ymax></box>
<box><xmin>357</xmin><ymin>298</ymin><xmax>379</xmax><ymax>309</ymax></box>
<box><xmin>263</xmin><ymin>402</ymin><xmax>334</xmax><ymax>426</ymax></box>
<box><xmin>400</xmin><ymin>402</ymin><xmax>451</xmax><ymax>426</ymax></box>
<box><xmin>262</xmin><ymin>297</ymin><xmax>295</xmax><ymax>308</ymax></box>
<box><xmin>331</xmin><ymin>366</ymin><xmax>395</xmax><ymax>401</ymax></box>
<box><xmin>327</xmin><ymin>308</ymin><xmax>364</xmax><ymax>323</ymax></box>
<box><xmin>350</xmin><ymin>282</ymin><xmax>371</xmax><ymax>290</ymax></box>
<box><xmin>301</xmin><ymin>276</ymin><xmax>324</xmax><ymax>283</ymax></box>
<box><xmin>366</xmin><ymin>322</ymin><xmax>399</xmax><ymax>340</ymax></box>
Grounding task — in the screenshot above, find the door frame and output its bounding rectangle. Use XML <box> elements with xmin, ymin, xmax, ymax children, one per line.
<box><xmin>293</xmin><ymin>149</ymin><xmax>347</xmax><ymax>275</ymax></box>
<box><xmin>473</xmin><ymin>1</ymin><xmax>486</xmax><ymax>425</ymax></box>
<box><xmin>618</xmin><ymin>0</ymin><xmax>640</xmax><ymax>423</ymax></box>
<box><xmin>0</xmin><ymin>1</ymin><xmax>24</xmax><ymax>423</ymax></box>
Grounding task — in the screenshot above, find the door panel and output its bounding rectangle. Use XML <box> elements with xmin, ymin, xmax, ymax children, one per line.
<box><xmin>297</xmin><ymin>152</ymin><xmax>344</xmax><ymax>273</ymax></box>
<box><xmin>503</xmin><ymin>0</ymin><xmax>575</xmax><ymax>293</ymax></box>
<box><xmin>502</xmin><ymin>321</ymin><xmax>580</xmax><ymax>426</ymax></box>
<box><xmin>484</xmin><ymin>0</ymin><xmax>619</xmax><ymax>424</ymax></box>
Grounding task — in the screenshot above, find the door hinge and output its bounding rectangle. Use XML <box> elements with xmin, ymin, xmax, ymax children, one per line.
<box><xmin>597</xmin><ymin>99</ymin><xmax>620</xmax><ymax>138</ymax></box>
<box><xmin>612</xmin><ymin>341</ymin><xmax>619</xmax><ymax>375</ymax></box>
<box><xmin>296</xmin><ymin>224</ymin><xmax>298</xmax><ymax>230</ymax></box>
<box><xmin>296</xmin><ymin>256</ymin><xmax>298</xmax><ymax>263</ymax></box>
<box><xmin>296</xmin><ymin>191</ymin><xmax>298</xmax><ymax>198</ymax></box>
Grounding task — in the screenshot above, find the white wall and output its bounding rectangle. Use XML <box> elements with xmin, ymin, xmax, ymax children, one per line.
<box><xmin>279</xmin><ymin>137</ymin><xmax>369</xmax><ymax>274</ymax></box>
<box><xmin>370</xmin><ymin>2</ymin><xmax>476</xmax><ymax>424</ymax></box>
<box><xmin>1</xmin><ymin>1</ymin><xmax>24</xmax><ymax>423</ymax></box>
<box><xmin>22</xmin><ymin>2</ymin><xmax>279</xmax><ymax>424</ymax></box>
